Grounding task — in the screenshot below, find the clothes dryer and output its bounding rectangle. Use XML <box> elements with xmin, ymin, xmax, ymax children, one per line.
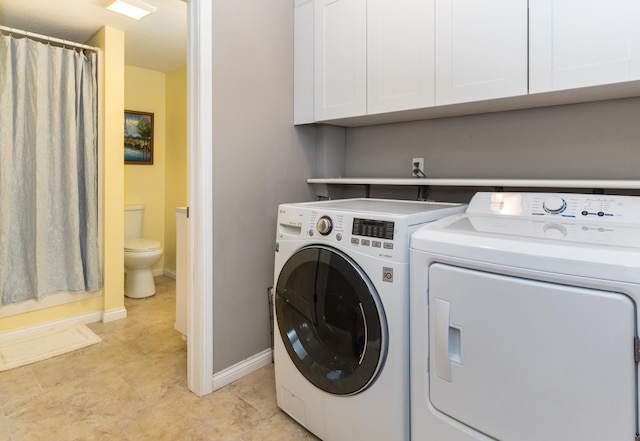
<box><xmin>273</xmin><ymin>198</ymin><xmax>465</xmax><ymax>441</ymax></box>
<box><xmin>410</xmin><ymin>192</ymin><xmax>640</xmax><ymax>441</ymax></box>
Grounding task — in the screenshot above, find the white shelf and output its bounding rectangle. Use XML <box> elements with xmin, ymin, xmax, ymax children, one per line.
<box><xmin>307</xmin><ymin>178</ymin><xmax>640</xmax><ymax>189</ymax></box>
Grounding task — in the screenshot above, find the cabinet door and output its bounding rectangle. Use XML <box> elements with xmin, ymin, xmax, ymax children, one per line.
<box><xmin>530</xmin><ymin>0</ymin><xmax>640</xmax><ymax>94</ymax></box>
<box><xmin>435</xmin><ymin>0</ymin><xmax>527</xmax><ymax>105</ymax></box>
<box><xmin>294</xmin><ymin>0</ymin><xmax>315</xmax><ymax>125</ymax></box>
<box><xmin>314</xmin><ymin>0</ymin><xmax>367</xmax><ymax>120</ymax></box>
<box><xmin>367</xmin><ymin>0</ymin><xmax>435</xmax><ymax>115</ymax></box>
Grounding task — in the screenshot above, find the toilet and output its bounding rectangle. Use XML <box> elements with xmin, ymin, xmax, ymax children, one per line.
<box><xmin>124</xmin><ymin>205</ymin><xmax>163</xmax><ymax>298</ymax></box>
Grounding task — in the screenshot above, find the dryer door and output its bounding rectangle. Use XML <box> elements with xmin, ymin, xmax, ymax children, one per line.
<box><xmin>428</xmin><ymin>263</ymin><xmax>637</xmax><ymax>441</ymax></box>
<box><xmin>275</xmin><ymin>245</ymin><xmax>387</xmax><ymax>396</ymax></box>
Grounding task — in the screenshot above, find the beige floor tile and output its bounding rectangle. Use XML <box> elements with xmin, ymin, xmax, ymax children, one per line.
<box><xmin>225</xmin><ymin>363</ymin><xmax>280</xmax><ymax>420</ymax></box>
<box><xmin>241</xmin><ymin>411</ymin><xmax>320</xmax><ymax>441</ymax></box>
<box><xmin>28</xmin><ymin>337</ymin><xmax>135</xmax><ymax>390</ymax></box>
<box><xmin>0</xmin><ymin>409</ymin><xmax>11</xmax><ymax>441</ymax></box>
<box><xmin>120</xmin><ymin>386</ymin><xmax>263</xmax><ymax>441</ymax></box>
<box><xmin>1</xmin><ymin>277</ymin><xmax>317</xmax><ymax>441</ymax></box>
<box><xmin>0</xmin><ymin>366</ymin><xmax>43</xmax><ymax>410</ymax></box>
<box><xmin>5</xmin><ymin>370</ymin><xmax>144</xmax><ymax>440</ymax></box>
<box><xmin>116</xmin><ymin>345</ymin><xmax>188</xmax><ymax>402</ymax></box>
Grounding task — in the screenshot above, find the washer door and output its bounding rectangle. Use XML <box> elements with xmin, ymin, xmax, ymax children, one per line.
<box><xmin>275</xmin><ymin>245</ymin><xmax>387</xmax><ymax>396</ymax></box>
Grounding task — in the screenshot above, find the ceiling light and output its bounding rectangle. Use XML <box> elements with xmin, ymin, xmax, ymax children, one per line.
<box><xmin>104</xmin><ymin>0</ymin><xmax>157</xmax><ymax>21</ymax></box>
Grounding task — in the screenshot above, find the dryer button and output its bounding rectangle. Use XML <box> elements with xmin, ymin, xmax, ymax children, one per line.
<box><xmin>383</xmin><ymin>242</ymin><xmax>393</xmax><ymax>250</ymax></box>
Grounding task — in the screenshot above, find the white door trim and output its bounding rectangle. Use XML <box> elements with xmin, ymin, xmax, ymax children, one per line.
<box><xmin>187</xmin><ymin>0</ymin><xmax>214</xmax><ymax>397</ymax></box>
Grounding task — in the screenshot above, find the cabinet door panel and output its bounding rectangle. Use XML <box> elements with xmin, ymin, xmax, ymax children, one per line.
<box><xmin>435</xmin><ymin>0</ymin><xmax>527</xmax><ymax>105</ymax></box>
<box><xmin>294</xmin><ymin>0</ymin><xmax>314</xmax><ymax>125</ymax></box>
<box><xmin>314</xmin><ymin>0</ymin><xmax>367</xmax><ymax>120</ymax></box>
<box><xmin>367</xmin><ymin>0</ymin><xmax>435</xmax><ymax>115</ymax></box>
<box><xmin>530</xmin><ymin>0</ymin><xmax>640</xmax><ymax>93</ymax></box>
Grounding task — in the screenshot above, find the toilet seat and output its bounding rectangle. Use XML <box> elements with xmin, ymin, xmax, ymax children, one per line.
<box><xmin>125</xmin><ymin>239</ymin><xmax>162</xmax><ymax>252</ymax></box>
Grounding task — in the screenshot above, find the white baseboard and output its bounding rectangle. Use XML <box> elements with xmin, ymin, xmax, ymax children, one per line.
<box><xmin>0</xmin><ymin>310</ymin><xmax>103</xmax><ymax>343</ymax></box>
<box><xmin>152</xmin><ymin>268</ymin><xmax>165</xmax><ymax>277</ymax></box>
<box><xmin>212</xmin><ymin>348</ymin><xmax>273</xmax><ymax>391</ymax></box>
<box><xmin>102</xmin><ymin>307</ymin><xmax>127</xmax><ymax>323</ymax></box>
<box><xmin>163</xmin><ymin>268</ymin><xmax>177</xmax><ymax>279</ymax></box>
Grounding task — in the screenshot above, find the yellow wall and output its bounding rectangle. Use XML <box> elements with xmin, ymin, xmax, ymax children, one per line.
<box><xmin>124</xmin><ymin>66</ymin><xmax>166</xmax><ymax>271</ymax></box>
<box><xmin>164</xmin><ymin>65</ymin><xmax>188</xmax><ymax>272</ymax></box>
<box><xmin>0</xmin><ymin>33</ymin><xmax>187</xmax><ymax>333</ymax></box>
<box><xmin>0</xmin><ymin>26</ymin><xmax>126</xmax><ymax>332</ymax></box>
<box><xmin>99</xmin><ymin>27</ymin><xmax>126</xmax><ymax>315</ymax></box>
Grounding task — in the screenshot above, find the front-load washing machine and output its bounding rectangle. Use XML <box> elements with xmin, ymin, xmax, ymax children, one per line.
<box><xmin>410</xmin><ymin>191</ymin><xmax>640</xmax><ymax>441</ymax></box>
<box><xmin>273</xmin><ymin>198</ymin><xmax>465</xmax><ymax>441</ymax></box>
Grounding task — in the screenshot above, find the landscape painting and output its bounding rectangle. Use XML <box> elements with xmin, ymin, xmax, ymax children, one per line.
<box><xmin>124</xmin><ymin>110</ymin><xmax>154</xmax><ymax>165</ymax></box>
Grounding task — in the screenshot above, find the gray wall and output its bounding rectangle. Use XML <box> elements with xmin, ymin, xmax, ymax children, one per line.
<box><xmin>208</xmin><ymin>3</ymin><xmax>640</xmax><ymax>371</ymax></box>
<box><xmin>342</xmin><ymin>97</ymin><xmax>640</xmax><ymax>201</ymax></box>
<box><xmin>211</xmin><ymin>1</ymin><xmax>316</xmax><ymax>372</ymax></box>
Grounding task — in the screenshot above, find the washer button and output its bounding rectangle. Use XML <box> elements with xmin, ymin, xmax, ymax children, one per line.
<box><xmin>361</xmin><ymin>239</ymin><xmax>370</xmax><ymax>246</ymax></box>
<box><xmin>351</xmin><ymin>238</ymin><xmax>360</xmax><ymax>245</ymax></box>
<box><xmin>383</xmin><ymin>242</ymin><xmax>393</xmax><ymax>250</ymax></box>
<box><xmin>336</xmin><ymin>233</ymin><xmax>342</xmax><ymax>241</ymax></box>
<box><xmin>372</xmin><ymin>241</ymin><xmax>382</xmax><ymax>248</ymax></box>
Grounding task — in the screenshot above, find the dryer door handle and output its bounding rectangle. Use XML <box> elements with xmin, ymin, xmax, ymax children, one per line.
<box><xmin>432</xmin><ymin>298</ymin><xmax>461</xmax><ymax>382</ymax></box>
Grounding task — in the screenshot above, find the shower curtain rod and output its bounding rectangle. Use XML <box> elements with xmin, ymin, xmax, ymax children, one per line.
<box><xmin>0</xmin><ymin>24</ymin><xmax>98</xmax><ymax>51</ymax></box>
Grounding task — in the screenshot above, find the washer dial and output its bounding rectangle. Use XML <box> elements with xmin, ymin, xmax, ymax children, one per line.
<box><xmin>316</xmin><ymin>216</ymin><xmax>333</xmax><ymax>235</ymax></box>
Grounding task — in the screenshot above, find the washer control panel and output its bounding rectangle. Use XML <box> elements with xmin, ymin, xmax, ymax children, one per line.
<box><xmin>276</xmin><ymin>207</ymin><xmax>402</xmax><ymax>260</ymax></box>
<box><xmin>306</xmin><ymin>211</ymin><xmax>397</xmax><ymax>253</ymax></box>
<box><xmin>469</xmin><ymin>192</ymin><xmax>640</xmax><ymax>224</ymax></box>
<box><xmin>352</xmin><ymin>218</ymin><xmax>395</xmax><ymax>240</ymax></box>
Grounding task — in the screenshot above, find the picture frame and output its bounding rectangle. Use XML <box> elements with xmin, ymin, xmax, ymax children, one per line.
<box><xmin>124</xmin><ymin>110</ymin><xmax>154</xmax><ymax>165</ymax></box>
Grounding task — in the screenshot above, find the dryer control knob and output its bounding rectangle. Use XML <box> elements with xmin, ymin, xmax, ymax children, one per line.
<box><xmin>316</xmin><ymin>216</ymin><xmax>333</xmax><ymax>235</ymax></box>
<box><xmin>543</xmin><ymin>196</ymin><xmax>567</xmax><ymax>214</ymax></box>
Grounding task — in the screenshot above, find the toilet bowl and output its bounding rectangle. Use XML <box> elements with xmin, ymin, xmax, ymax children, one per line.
<box><xmin>124</xmin><ymin>205</ymin><xmax>164</xmax><ymax>298</ymax></box>
<box><xmin>124</xmin><ymin>239</ymin><xmax>163</xmax><ymax>298</ymax></box>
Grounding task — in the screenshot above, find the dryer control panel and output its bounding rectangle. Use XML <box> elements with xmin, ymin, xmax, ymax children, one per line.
<box><xmin>468</xmin><ymin>192</ymin><xmax>640</xmax><ymax>224</ymax></box>
<box><xmin>461</xmin><ymin>192</ymin><xmax>640</xmax><ymax>247</ymax></box>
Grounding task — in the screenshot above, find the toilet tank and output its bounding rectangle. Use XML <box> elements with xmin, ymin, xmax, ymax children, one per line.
<box><xmin>124</xmin><ymin>205</ymin><xmax>144</xmax><ymax>240</ymax></box>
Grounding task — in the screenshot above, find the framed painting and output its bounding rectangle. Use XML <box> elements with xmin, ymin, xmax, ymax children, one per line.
<box><xmin>124</xmin><ymin>110</ymin><xmax>154</xmax><ymax>165</ymax></box>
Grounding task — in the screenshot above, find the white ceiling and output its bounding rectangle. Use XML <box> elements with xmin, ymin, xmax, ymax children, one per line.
<box><xmin>0</xmin><ymin>0</ymin><xmax>187</xmax><ymax>72</ymax></box>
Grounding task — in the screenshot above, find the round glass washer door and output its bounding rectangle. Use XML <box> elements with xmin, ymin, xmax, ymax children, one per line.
<box><xmin>275</xmin><ymin>245</ymin><xmax>388</xmax><ymax>396</ymax></box>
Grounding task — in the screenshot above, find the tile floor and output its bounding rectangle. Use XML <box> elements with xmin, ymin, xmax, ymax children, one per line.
<box><xmin>0</xmin><ymin>277</ymin><xmax>319</xmax><ymax>441</ymax></box>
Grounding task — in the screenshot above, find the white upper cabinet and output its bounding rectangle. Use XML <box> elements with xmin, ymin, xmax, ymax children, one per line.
<box><xmin>314</xmin><ymin>0</ymin><xmax>367</xmax><ymax>121</ymax></box>
<box><xmin>530</xmin><ymin>0</ymin><xmax>640</xmax><ymax>94</ymax></box>
<box><xmin>367</xmin><ymin>0</ymin><xmax>436</xmax><ymax>115</ymax></box>
<box><xmin>435</xmin><ymin>0</ymin><xmax>528</xmax><ymax>105</ymax></box>
<box><xmin>297</xmin><ymin>0</ymin><xmax>640</xmax><ymax>126</ymax></box>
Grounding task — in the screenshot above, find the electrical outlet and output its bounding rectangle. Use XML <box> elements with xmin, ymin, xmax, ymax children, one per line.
<box><xmin>412</xmin><ymin>157</ymin><xmax>425</xmax><ymax>177</ymax></box>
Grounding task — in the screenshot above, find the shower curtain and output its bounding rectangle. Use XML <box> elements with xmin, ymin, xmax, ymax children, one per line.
<box><xmin>0</xmin><ymin>33</ymin><xmax>101</xmax><ymax>305</ymax></box>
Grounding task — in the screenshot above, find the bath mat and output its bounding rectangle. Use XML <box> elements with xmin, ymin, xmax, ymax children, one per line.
<box><xmin>0</xmin><ymin>323</ymin><xmax>102</xmax><ymax>371</ymax></box>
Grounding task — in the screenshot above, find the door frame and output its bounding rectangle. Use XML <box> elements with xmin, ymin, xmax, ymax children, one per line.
<box><xmin>186</xmin><ymin>0</ymin><xmax>214</xmax><ymax>397</ymax></box>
